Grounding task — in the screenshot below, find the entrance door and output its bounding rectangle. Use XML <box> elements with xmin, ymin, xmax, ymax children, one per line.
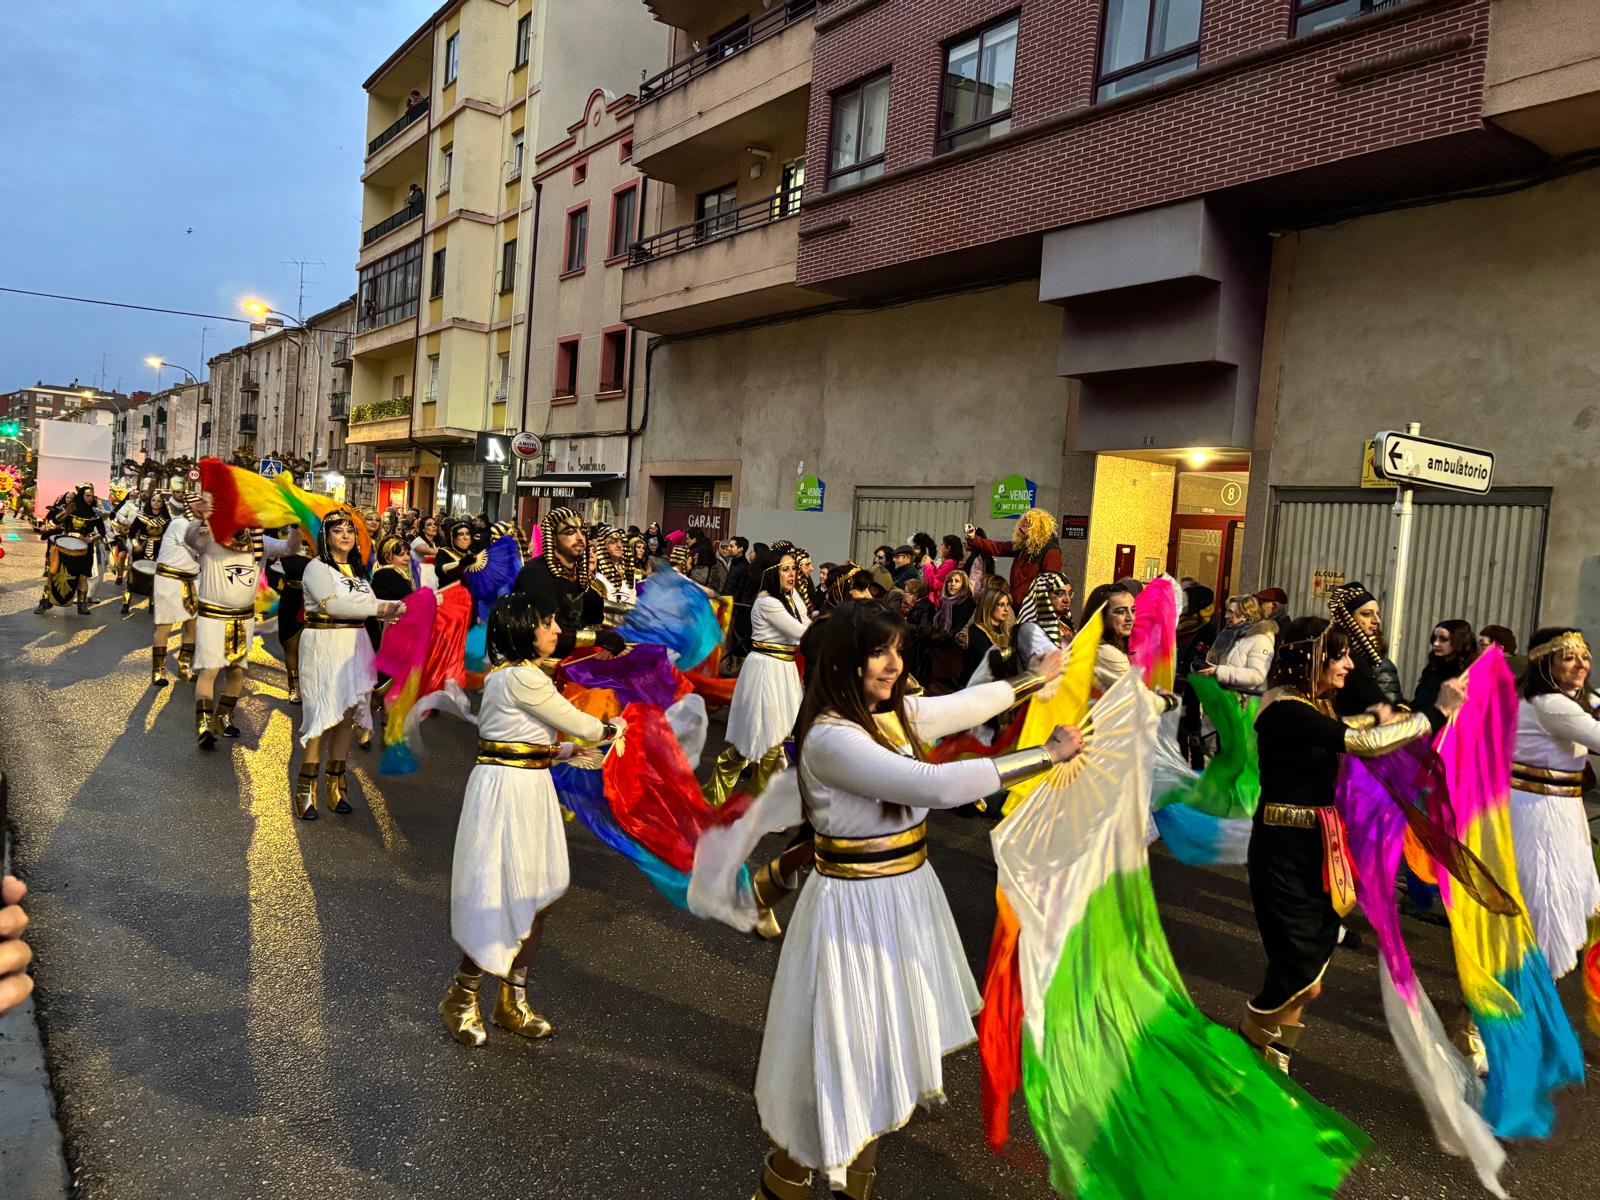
<box><xmin>1167</xmin><ymin>516</ymin><xmax>1242</xmax><ymax>601</ymax></box>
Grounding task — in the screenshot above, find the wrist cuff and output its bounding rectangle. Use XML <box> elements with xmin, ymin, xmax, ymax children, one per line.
<box><xmin>1008</xmin><ymin>671</ymin><xmax>1046</xmax><ymax>705</ymax></box>
<box><xmin>575</xmin><ymin>628</ymin><xmax>597</xmax><ymax>650</ymax></box>
<box><xmin>993</xmin><ymin>747</ymin><xmax>1055</xmax><ymax>788</ymax></box>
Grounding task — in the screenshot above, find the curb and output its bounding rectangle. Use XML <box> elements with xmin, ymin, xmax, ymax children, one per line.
<box><xmin>0</xmin><ymin>832</ymin><xmax>70</xmax><ymax>1200</ymax></box>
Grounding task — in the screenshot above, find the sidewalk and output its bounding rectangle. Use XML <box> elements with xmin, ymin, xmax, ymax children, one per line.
<box><xmin>0</xmin><ymin>834</ymin><xmax>70</xmax><ymax>1200</ymax></box>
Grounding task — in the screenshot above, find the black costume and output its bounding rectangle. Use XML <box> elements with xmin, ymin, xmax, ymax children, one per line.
<box><xmin>511</xmin><ymin>507</ymin><xmax>615</xmax><ymax>658</ymax></box>
<box><xmin>38</xmin><ymin>486</ymin><xmax>106</xmax><ymax>612</ymax></box>
<box><xmin>121</xmin><ymin>495</ymin><xmax>170</xmax><ymax>609</ymax></box>
<box><xmin>1326</xmin><ymin>581</ymin><xmax>1403</xmax><ymax>714</ymax></box>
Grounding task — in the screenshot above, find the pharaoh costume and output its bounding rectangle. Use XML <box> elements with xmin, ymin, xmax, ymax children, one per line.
<box><xmin>511</xmin><ymin>508</ymin><xmax>610</xmax><ymax>655</ymax></box>
<box><xmin>1509</xmin><ymin>629</ymin><xmax>1600</xmax><ymax>978</ymax></box>
<box><xmin>753</xmin><ymin>678</ymin><xmax>1053</xmax><ymax>1198</ymax></box>
<box><xmin>119</xmin><ymin>492</ymin><xmax>169</xmax><ymax>616</ymax></box>
<box><xmin>966</xmin><ymin>508</ymin><xmax>1062</xmax><ymax>611</ymax></box>
<box><xmin>1243</xmin><ymin>631</ymin><xmax>1445</xmax><ymax>1070</ymax></box>
<box><xmin>1014</xmin><ymin>570</ymin><xmax>1071</xmax><ymax>663</ymax></box>
<box><xmin>591</xmin><ymin>524</ymin><xmax>639</xmax><ymax>622</ymax></box>
<box><xmin>185</xmin><ymin>522</ymin><xmax>289</xmax><ymax>744</ymax></box>
<box><xmin>36</xmin><ymin>485</ymin><xmax>105</xmax><ymax>614</ymax></box>
<box><xmin>150</xmin><ymin>499</ymin><xmax>200</xmax><ymax>685</ymax></box>
<box><xmin>1326</xmin><ymin>581</ymin><xmax>1404</xmax><ymax>714</ymax></box>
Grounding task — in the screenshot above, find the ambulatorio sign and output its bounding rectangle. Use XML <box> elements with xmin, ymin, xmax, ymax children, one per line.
<box><xmin>1373</xmin><ymin>430</ymin><xmax>1493</xmax><ymax>495</ymax></box>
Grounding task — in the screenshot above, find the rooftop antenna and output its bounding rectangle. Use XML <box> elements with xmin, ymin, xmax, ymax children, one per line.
<box><xmin>279</xmin><ymin>258</ymin><xmax>326</xmax><ymax>324</ymax></box>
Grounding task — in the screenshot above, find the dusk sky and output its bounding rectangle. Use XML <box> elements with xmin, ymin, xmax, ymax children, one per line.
<box><xmin>2</xmin><ymin>0</ymin><xmax>438</xmax><ymax>396</ymax></box>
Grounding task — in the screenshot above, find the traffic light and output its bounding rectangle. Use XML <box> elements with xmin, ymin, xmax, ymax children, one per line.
<box><xmin>0</xmin><ymin>421</ymin><xmax>18</xmax><ymax>438</ymax></box>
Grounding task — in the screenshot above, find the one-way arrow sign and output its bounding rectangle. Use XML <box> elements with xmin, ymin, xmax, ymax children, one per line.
<box><xmin>1373</xmin><ymin>430</ymin><xmax>1494</xmax><ymax>495</ymax></box>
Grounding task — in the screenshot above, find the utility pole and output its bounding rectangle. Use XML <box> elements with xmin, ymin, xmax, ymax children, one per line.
<box><xmin>280</xmin><ymin>259</ymin><xmax>325</xmax><ymax>325</ymax></box>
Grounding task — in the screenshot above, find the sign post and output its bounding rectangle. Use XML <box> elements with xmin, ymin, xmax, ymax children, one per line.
<box><xmin>1372</xmin><ymin>424</ymin><xmax>1494</xmax><ymax>665</ymax></box>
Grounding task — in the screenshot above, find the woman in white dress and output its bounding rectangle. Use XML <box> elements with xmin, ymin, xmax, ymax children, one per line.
<box><xmin>1510</xmin><ymin>627</ymin><xmax>1600</xmax><ymax>978</ymax></box>
<box><xmin>410</xmin><ymin>514</ymin><xmax>441</xmax><ymax>591</ymax></box>
<box><xmin>294</xmin><ymin>511</ymin><xmax>404</xmax><ymax>820</ymax></box>
<box><xmin>703</xmin><ymin>547</ymin><xmax>812</xmax><ymax>805</ymax></box>
<box><xmin>752</xmin><ymin>602</ymin><xmax>1075</xmax><ymax>1199</ymax></box>
<box><xmin>438</xmin><ymin>594</ymin><xmax>625</xmax><ymax>1047</ymax></box>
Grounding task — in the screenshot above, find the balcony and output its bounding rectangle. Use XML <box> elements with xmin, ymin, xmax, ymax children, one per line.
<box><xmin>368</xmin><ymin>97</ymin><xmax>428</xmax><ymax>157</ymax></box>
<box><xmin>331</xmin><ymin>337</ymin><xmax>352</xmax><ymax>367</ymax></box>
<box><xmin>240</xmin><ymin>372</ymin><xmax>259</xmax><ymax>393</ymax></box>
<box><xmin>622</xmin><ymin>190</ymin><xmax>830</xmax><ymax>334</ymax></box>
<box><xmin>346</xmin><ymin>394</ymin><xmax>413</xmax><ymax>447</ymax></box>
<box><xmin>329</xmin><ymin>392</ymin><xmax>350</xmax><ymax>420</ymax></box>
<box><xmin>633</xmin><ymin>2</ymin><xmax>814</xmax><ymax>182</ymax></box>
<box><xmin>1485</xmin><ymin>0</ymin><xmax>1600</xmax><ymax>153</ymax></box>
<box><xmin>238</xmin><ymin>413</ymin><xmax>259</xmax><ymax>435</ymax></box>
<box><xmin>363</xmin><ymin>196</ymin><xmax>425</xmax><ymax>247</ymax></box>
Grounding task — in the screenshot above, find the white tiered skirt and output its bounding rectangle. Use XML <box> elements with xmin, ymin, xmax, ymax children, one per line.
<box><xmin>1509</xmin><ymin>786</ymin><xmax>1600</xmax><ymax>978</ymax></box>
<box><xmin>754</xmin><ymin>863</ymin><xmax>981</xmax><ymax>1176</ymax></box>
<box><xmin>450</xmin><ymin>764</ymin><xmax>570</xmax><ymax>978</ymax></box>
<box><xmin>724</xmin><ymin>652</ymin><xmax>802</xmax><ymax>761</ymax></box>
<box><xmin>298</xmin><ymin>626</ymin><xmax>377</xmax><ymax>743</ymax></box>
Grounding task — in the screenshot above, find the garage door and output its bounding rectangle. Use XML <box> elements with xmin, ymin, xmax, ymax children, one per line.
<box><xmin>852</xmin><ymin>486</ymin><xmax>974</xmax><ymax>569</ymax></box>
<box><xmin>1267</xmin><ymin>488</ymin><xmax>1548</xmax><ymax>688</ymax></box>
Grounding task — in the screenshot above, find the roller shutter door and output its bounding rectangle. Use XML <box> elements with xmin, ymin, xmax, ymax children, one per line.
<box><xmin>851</xmin><ymin>487</ymin><xmax>974</xmax><ymax>569</ymax></box>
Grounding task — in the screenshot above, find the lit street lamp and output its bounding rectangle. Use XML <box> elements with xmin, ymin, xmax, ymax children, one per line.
<box><xmin>241</xmin><ymin>297</ymin><xmax>350</xmax><ymax>488</ymax></box>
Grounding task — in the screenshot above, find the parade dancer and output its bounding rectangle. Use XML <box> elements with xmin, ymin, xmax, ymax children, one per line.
<box><xmin>184</xmin><ymin>497</ymin><xmax>291</xmax><ymax>749</ymax></box>
<box><xmin>438</xmin><ymin>594</ymin><xmax>625</xmax><ymax>1047</ymax></box>
<box><xmin>591</xmin><ymin>523</ymin><xmax>639</xmax><ymax>622</ymax></box>
<box><xmin>292</xmin><ymin>510</ymin><xmax>402</xmax><ymax>820</ymax></box>
<box><xmin>1014</xmin><ymin>570</ymin><xmax>1073</xmax><ymax>661</ymax></box>
<box><xmin>702</xmin><ymin>547</ymin><xmax>810</xmax><ymax>807</ymax></box>
<box><xmin>267</xmin><ymin>535</ymin><xmax>313</xmax><ymax>703</ymax></box>
<box><xmin>1508</xmin><ymin>627</ymin><xmax>1600</xmax><ymax>978</ymax></box>
<box><xmin>118</xmin><ymin>490</ymin><xmax>169</xmax><ymax>617</ymax></box>
<box><xmin>149</xmin><ymin>494</ymin><xmax>200</xmax><ymax>687</ymax></box>
<box><xmin>1242</xmin><ymin>617</ymin><xmax>1461</xmax><ymax>1073</ymax></box>
<box><xmin>1326</xmin><ymin>581</ymin><xmax>1404</xmax><ymax>713</ymax></box>
<box><xmin>35</xmin><ymin>484</ymin><xmax>105</xmax><ymax>616</ymax></box>
<box><xmin>751</xmin><ymin>602</ymin><xmax>1074</xmax><ymax>1200</ymax></box>
<box><xmin>511</xmin><ymin>507</ymin><xmax>623</xmax><ymax>656</ymax></box>
<box><xmin>411</xmin><ymin>514</ymin><xmax>441</xmax><ymax>591</ymax></box>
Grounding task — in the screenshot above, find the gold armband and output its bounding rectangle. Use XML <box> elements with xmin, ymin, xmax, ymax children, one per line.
<box><xmin>993</xmin><ymin>747</ymin><xmax>1056</xmax><ymax>788</ymax></box>
<box><xmin>574</xmin><ymin>628</ymin><xmax>597</xmax><ymax>650</ymax></box>
<box><xmin>1343</xmin><ymin>711</ymin><xmax>1433</xmax><ymax>757</ymax></box>
<box><xmin>1340</xmin><ymin>713</ymin><xmax>1379</xmax><ymax>730</ymax></box>
<box><xmin>1008</xmin><ymin>671</ymin><xmax>1046</xmax><ymax>705</ymax></box>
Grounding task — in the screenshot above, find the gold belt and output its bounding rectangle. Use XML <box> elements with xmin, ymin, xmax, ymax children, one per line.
<box><xmin>814</xmin><ymin>822</ymin><xmax>927</xmax><ymax>880</ymax></box>
<box><xmin>305</xmin><ymin>614</ymin><xmax>366</xmax><ymax>629</ymax></box>
<box><xmin>751</xmin><ymin>640</ymin><xmax>797</xmax><ymax>662</ymax></box>
<box><xmin>281</xmin><ymin>580</ymin><xmax>303</xmax><ymax>590</ymax></box>
<box><xmin>197</xmin><ymin>601</ymin><xmax>254</xmax><ymax>619</ymax></box>
<box><xmin>156</xmin><ymin>563</ymin><xmax>198</xmax><ymax>580</ymax></box>
<box><xmin>476</xmin><ymin>740</ymin><xmax>559</xmax><ymax>770</ymax></box>
<box><xmin>1512</xmin><ymin>763</ymin><xmax>1584</xmax><ymax>797</ymax></box>
<box><xmin>1261</xmin><ymin>803</ymin><xmax>1321</xmax><ymax>829</ymax></box>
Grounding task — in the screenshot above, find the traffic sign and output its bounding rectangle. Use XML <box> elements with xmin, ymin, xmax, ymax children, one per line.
<box><xmin>186</xmin><ymin>468</ymin><xmax>201</xmax><ymax>482</ymax></box>
<box><xmin>511</xmin><ymin>432</ymin><xmax>542</xmax><ymax>461</ymax></box>
<box><xmin>257</xmin><ymin>458</ymin><xmax>285</xmax><ymax>478</ymax></box>
<box><xmin>1373</xmin><ymin>430</ymin><xmax>1493</xmax><ymax>495</ymax></box>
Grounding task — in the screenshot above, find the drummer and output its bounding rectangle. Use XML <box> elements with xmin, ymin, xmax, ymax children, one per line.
<box><xmin>35</xmin><ymin>483</ymin><xmax>106</xmax><ymax>616</ymax></box>
<box><xmin>150</xmin><ymin>493</ymin><xmax>202</xmax><ymax>688</ymax></box>
<box><xmin>120</xmin><ymin>490</ymin><xmax>170</xmax><ymax>618</ymax></box>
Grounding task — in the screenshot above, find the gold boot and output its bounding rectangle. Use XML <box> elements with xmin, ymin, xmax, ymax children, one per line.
<box><xmin>751</xmin><ymin>1151</ymin><xmax>812</xmax><ymax>1200</ymax></box>
<box><xmin>701</xmin><ymin>746</ymin><xmax>748</xmax><ymax>807</ymax></box>
<box><xmin>491</xmin><ymin>971</ymin><xmax>552</xmax><ymax>1039</ymax></box>
<box><xmin>834</xmin><ymin>1165</ymin><xmax>878</xmax><ymax>1199</ymax></box>
<box><xmin>151</xmin><ymin>647</ymin><xmax>169</xmax><ymax>689</ymax></box>
<box><xmin>325</xmin><ymin>760</ymin><xmax>352</xmax><ymax>814</ymax></box>
<box><xmin>293</xmin><ymin>766</ymin><xmax>319</xmax><ymax>821</ymax></box>
<box><xmin>196</xmin><ymin>701</ymin><xmax>216</xmax><ymax>750</ymax></box>
<box><xmin>176</xmin><ymin>645</ymin><xmax>195</xmax><ymax>682</ymax></box>
<box><xmin>215</xmin><ymin>694</ymin><xmax>242</xmax><ymax>738</ymax></box>
<box><xmin>749</xmin><ymin>744</ymin><xmax>789</xmax><ymax>798</ymax></box>
<box><xmin>439</xmin><ymin>969</ymin><xmax>487</xmax><ymax>1047</ymax></box>
<box><xmin>751</xmin><ymin>859</ymin><xmax>797</xmax><ymax>942</ymax></box>
<box><xmin>286</xmin><ymin>672</ymin><xmax>300</xmax><ymax>705</ymax></box>
<box><xmin>1241</xmin><ymin>1012</ymin><xmax>1297</xmax><ymax>1075</ymax></box>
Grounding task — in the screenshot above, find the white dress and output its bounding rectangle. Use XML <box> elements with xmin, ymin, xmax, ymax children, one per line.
<box><xmin>298</xmin><ymin>559</ymin><xmax>384</xmax><ymax>744</ymax></box>
<box><xmin>450</xmin><ymin>666</ymin><xmax>606</xmax><ymax>977</ymax></box>
<box><xmin>1509</xmin><ymin>692</ymin><xmax>1600</xmax><ymax>978</ymax></box>
<box><xmin>410</xmin><ymin>537</ymin><xmax>439</xmax><ymax>592</ymax></box>
<box><xmin>151</xmin><ymin>515</ymin><xmax>199</xmax><ymax>627</ymax></box>
<box><xmin>186</xmin><ymin>530</ymin><xmax>286</xmax><ymax>671</ymax></box>
<box><xmin>725</xmin><ymin>593</ymin><xmax>810</xmax><ymax>761</ymax></box>
<box><xmin>755</xmin><ymin>682</ymin><xmax>1016</xmax><ymax>1176</ymax></box>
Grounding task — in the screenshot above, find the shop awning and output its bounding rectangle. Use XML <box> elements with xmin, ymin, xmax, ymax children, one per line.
<box><xmin>516</xmin><ymin>472</ymin><xmax>624</xmax><ymax>490</ymax></box>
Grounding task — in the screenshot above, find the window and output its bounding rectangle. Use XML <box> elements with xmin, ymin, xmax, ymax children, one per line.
<box><xmin>393</xmin><ymin>373</ymin><xmax>408</xmax><ymax>399</ymax></box>
<box><xmin>554</xmin><ymin>336</ymin><xmax>580</xmax><ymax>399</ymax></box>
<box><xmin>444</xmin><ymin>32</ymin><xmax>459</xmax><ymax>84</ymax></box>
<box><xmin>441</xmin><ymin>146</ymin><xmax>453</xmax><ymax>189</ymax></box>
<box><xmin>430</xmin><ymin>247</ymin><xmax>446</xmax><ymax>298</ymax></box>
<box><xmin>619</xmin><ymin>136</ymin><xmax>633</xmax><ymax>163</ymax></box>
<box><xmin>598</xmin><ymin>327</ymin><xmax>628</xmax><ymax>394</ymax></box>
<box><xmin>940</xmin><ymin>16</ymin><xmax>1018</xmax><ymax>153</ymax></box>
<box><xmin>608</xmin><ymin>185</ymin><xmax>637</xmax><ymax>261</ymax></box>
<box><xmin>358</xmin><ymin>242</ymin><xmax>423</xmax><ymax>330</ymax></box>
<box><xmin>696</xmin><ymin>182</ymin><xmax>739</xmax><ymax>239</ymax></box>
<box><xmin>564</xmin><ymin>206</ymin><xmax>588</xmax><ymax>273</ymax></box>
<box><xmin>828</xmin><ymin>72</ymin><xmax>890</xmax><ymax>190</ymax></box>
<box><xmin>494</xmin><ymin>352</ymin><xmax>511</xmax><ymax>405</ymax></box>
<box><xmin>774</xmin><ymin>157</ymin><xmax>805</xmax><ymax>218</ymax></box>
<box><xmin>573</xmin><ymin>158</ymin><xmax>588</xmax><ymax>185</ymax></box>
<box><xmin>514</xmin><ymin>12</ymin><xmax>531</xmax><ymax>67</ymax></box>
<box><xmin>509</xmin><ymin>130</ymin><xmax>524</xmax><ymax>180</ymax></box>
<box><xmin>500</xmin><ymin>238</ymin><xmax>518</xmax><ymax>293</ymax></box>
<box><xmin>1096</xmin><ymin>0</ymin><xmax>1202</xmax><ymax>101</ymax></box>
<box><xmin>426</xmin><ymin>356</ymin><xmax>439</xmax><ymax>404</ymax></box>
<box><xmin>1293</xmin><ymin>0</ymin><xmax>1390</xmax><ymax>35</ymax></box>
<box><xmin>709</xmin><ymin>15</ymin><xmax>751</xmax><ymax>60</ymax></box>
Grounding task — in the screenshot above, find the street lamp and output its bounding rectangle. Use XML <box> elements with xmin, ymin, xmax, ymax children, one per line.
<box><xmin>241</xmin><ymin>297</ymin><xmax>345</xmax><ymax>486</ymax></box>
<box><xmin>146</xmin><ymin>357</ymin><xmax>207</xmax><ymax>458</ymax></box>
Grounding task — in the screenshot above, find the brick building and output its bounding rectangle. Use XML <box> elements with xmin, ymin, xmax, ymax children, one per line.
<box><xmin>626</xmin><ymin>0</ymin><xmax>1600</xmax><ymax>680</ymax></box>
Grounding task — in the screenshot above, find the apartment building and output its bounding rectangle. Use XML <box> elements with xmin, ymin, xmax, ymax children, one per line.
<box><xmin>113</xmin><ymin>383</ymin><xmax>204</xmax><ymax>472</ymax></box>
<box><xmin>206</xmin><ymin>297</ymin><xmax>363</xmax><ymax>498</ymax></box>
<box><xmin>0</xmin><ymin>384</ymin><xmax>127</xmax><ymax>470</ymax></box>
<box><xmin>348</xmin><ymin>0</ymin><xmax>661</xmax><ymax>520</ymax></box>
<box><xmin>628</xmin><ymin>0</ymin><xmax>1600</xmax><ymax>681</ymax></box>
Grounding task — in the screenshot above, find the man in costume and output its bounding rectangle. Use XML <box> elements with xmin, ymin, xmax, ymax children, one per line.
<box><xmin>965</xmin><ymin>508</ymin><xmax>1062</xmax><ymax>611</ymax></box>
<box><xmin>1325</xmin><ymin>581</ymin><xmax>1404</xmax><ymax>714</ymax></box>
<box><xmin>36</xmin><ymin>484</ymin><xmax>106</xmax><ymax>616</ymax></box>
<box><xmin>118</xmin><ymin>489</ymin><xmax>170</xmax><ymax>617</ymax></box>
<box><xmin>150</xmin><ymin>494</ymin><xmax>201</xmax><ymax>687</ymax></box>
<box><xmin>511</xmin><ymin>507</ymin><xmax>624</xmax><ymax>656</ymax></box>
<box><xmin>184</xmin><ymin>495</ymin><xmax>292</xmax><ymax>748</ymax></box>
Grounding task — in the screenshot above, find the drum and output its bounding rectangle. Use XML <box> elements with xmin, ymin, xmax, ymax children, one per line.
<box><xmin>128</xmin><ymin>558</ymin><xmax>156</xmax><ymax>597</ymax></box>
<box><xmin>54</xmin><ymin>535</ymin><xmax>89</xmax><ymax>554</ymax></box>
<box><xmin>131</xmin><ymin>559</ymin><xmax>158</xmax><ymax>577</ymax></box>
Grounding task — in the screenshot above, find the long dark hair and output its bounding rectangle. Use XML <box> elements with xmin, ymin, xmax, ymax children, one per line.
<box><xmin>911</xmin><ymin>531</ymin><xmax>937</xmax><ymax>563</ymax></box>
<box><xmin>1430</xmin><ymin>619</ymin><xmax>1477</xmax><ymax>664</ymax></box>
<box><xmin>1267</xmin><ymin>617</ymin><xmax>1350</xmax><ymax>693</ymax></box>
<box><xmin>1522</xmin><ymin>626</ymin><xmax>1588</xmax><ymax>699</ymax></box>
<box><xmin>753</xmin><ymin>547</ymin><xmax>799</xmax><ymax>616</ymax></box>
<box><xmin>1082</xmin><ymin>583</ymin><xmax>1136</xmax><ymax>652</ymax></box>
<box><xmin>316</xmin><ymin>510</ymin><xmax>368</xmax><ymax>574</ymax></box>
<box><xmin>486</xmin><ymin>593</ymin><xmax>561</xmax><ymax>664</ymax></box>
<box><xmin>796</xmin><ymin>601</ymin><xmax>921</xmax><ymax>761</ymax></box>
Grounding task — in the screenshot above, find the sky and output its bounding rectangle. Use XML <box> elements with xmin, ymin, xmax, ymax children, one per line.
<box><xmin>1</xmin><ymin>0</ymin><xmax>438</xmax><ymax>396</ymax></box>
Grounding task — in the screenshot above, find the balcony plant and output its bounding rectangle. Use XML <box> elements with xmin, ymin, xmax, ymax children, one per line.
<box><xmin>350</xmin><ymin>395</ymin><xmax>413</xmax><ymax>425</ymax></box>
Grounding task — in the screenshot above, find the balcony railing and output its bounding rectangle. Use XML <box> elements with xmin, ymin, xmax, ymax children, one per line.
<box><xmin>240</xmin><ymin>372</ymin><xmax>259</xmax><ymax>392</ymax></box>
<box><xmin>629</xmin><ymin>185</ymin><xmax>802</xmax><ymax>264</ymax></box>
<box><xmin>367</xmin><ymin>97</ymin><xmax>429</xmax><ymax>156</ymax></box>
<box><xmin>329</xmin><ymin>392</ymin><xmax>350</xmax><ymax>420</ymax></box>
<box><xmin>363</xmin><ymin>196</ymin><xmax>425</xmax><ymax>247</ymax></box>
<box><xmin>331</xmin><ymin>337</ymin><xmax>352</xmax><ymax>366</ymax></box>
<box><xmin>238</xmin><ymin>413</ymin><xmax>259</xmax><ymax>435</ymax></box>
<box><xmin>638</xmin><ymin>0</ymin><xmax>816</xmax><ymax>104</ymax></box>
<box><xmin>350</xmin><ymin>395</ymin><xmax>412</xmax><ymax>426</ymax></box>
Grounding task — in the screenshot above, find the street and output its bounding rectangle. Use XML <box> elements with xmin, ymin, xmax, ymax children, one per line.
<box><xmin>0</xmin><ymin>531</ymin><xmax>1596</xmax><ymax>1199</ymax></box>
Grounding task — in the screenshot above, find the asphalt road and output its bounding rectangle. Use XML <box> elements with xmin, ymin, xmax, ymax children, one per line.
<box><xmin>0</xmin><ymin>530</ymin><xmax>1595</xmax><ymax>1199</ymax></box>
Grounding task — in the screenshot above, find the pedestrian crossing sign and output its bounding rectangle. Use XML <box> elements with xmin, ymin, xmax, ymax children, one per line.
<box><xmin>258</xmin><ymin>459</ymin><xmax>285</xmax><ymax>478</ymax></box>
